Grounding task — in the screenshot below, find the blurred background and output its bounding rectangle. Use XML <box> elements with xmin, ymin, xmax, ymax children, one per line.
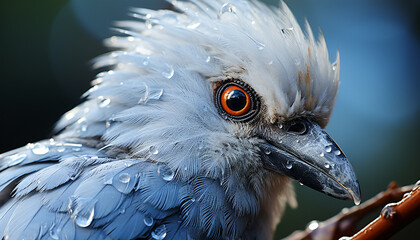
<box><xmin>0</xmin><ymin>0</ymin><xmax>418</xmax><ymax>239</ymax></box>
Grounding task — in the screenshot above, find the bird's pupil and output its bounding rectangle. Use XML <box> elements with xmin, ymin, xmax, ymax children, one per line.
<box><xmin>226</xmin><ymin>90</ymin><xmax>246</xmax><ymax>111</ymax></box>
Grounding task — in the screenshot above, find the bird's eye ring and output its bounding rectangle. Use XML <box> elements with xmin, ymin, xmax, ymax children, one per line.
<box><xmin>215</xmin><ymin>81</ymin><xmax>260</xmax><ymax>122</ymax></box>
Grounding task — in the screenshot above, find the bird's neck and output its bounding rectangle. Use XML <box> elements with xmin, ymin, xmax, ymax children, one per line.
<box><xmin>241</xmin><ymin>174</ymin><xmax>295</xmax><ymax>240</ymax></box>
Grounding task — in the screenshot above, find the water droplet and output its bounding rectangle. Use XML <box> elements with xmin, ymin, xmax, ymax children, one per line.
<box><xmin>64</xmin><ymin>108</ymin><xmax>78</xmax><ymax>120</ymax></box>
<box><xmin>191</xmin><ymin>198</ymin><xmax>196</xmax><ymax>203</ymax></box>
<box><xmin>205</xmin><ymin>56</ymin><xmax>211</xmax><ymax>63</ymax></box>
<box><xmin>31</xmin><ymin>143</ymin><xmax>49</xmax><ymax>155</ymax></box>
<box><xmin>64</xmin><ymin>143</ymin><xmax>82</xmax><ymax>152</ymax></box>
<box><xmin>332</xmin><ymin>62</ymin><xmax>338</xmax><ymax>71</ymax></box>
<box><xmin>319</xmin><ymin>152</ymin><xmax>325</xmax><ymax>157</ymax></box>
<box><xmin>75</xmin><ymin>206</ymin><xmax>95</xmax><ymax>228</ymax></box>
<box><xmin>98</xmin><ymin>97</ymin><xmax>111</xmax><ymax>108</ymax></box>
<box><xmin>307</xmin><ymin>220</ymin><xmax>319</xmax><ymax>231</ymax></box>
<box><xmin>49</xmin><ymin>224</ymin><xmax>61</xmax><ymax>240</ymax></box>
<box><xmin>80</xmin><ymin>124</ymin><xmax>88</xmax><ymax>132</ymax></box>
<box><xmin>158</xmin><ymin>165</ymin><xmax>174</xmax><ymax>181</ymax></box>
<box><xmin>414</xmin><ymin>180</ymin><xmax>420</xmax><ymax>190</ymax></box>
<box><xmin>151</xmin><ymin>225</ymin><xmax>167</xmax><ymax>240</ymax></box>
<box><xmin>110</xmin><ymin>172</ymin><xmax>136</xmax><ymax>194</ymax></box>
<box><xmin>279</xmin><ymin>124</ymin><xmax>283</xmax><ymax>129</ymax></box>
<box><xmin>257</xmin><ymin>43</ymin><xmax>265</xmax><ymax>50</ymax></box>
<box><xmin>149</xmin><ymin>88</ymin><xmax>164</xmax><ymax>101</ymax></box>
<box><xmin>162</xmin><ymin>65</ymin><xmax>174</xmax><ymax>79</ymax></box>
<box><xmin>296</xmin><ymin>140</ymin><xmax>300</xmax><ymax>143</ymax></box>
<box><xmin>149</xmin><ymin>146</ymin><xmax>159</xmax><ymax>155</ymax></box>
<box><xmin>118</xmin><ymin>173</ymin><xmax>130</xmax><ymax>183</ymax></box>
<box><xmin>294</xmin><ymin>58</ymin><xmax>301</xmax><ymax>66</ymax></box>
<box><xmin>281</xmin><ymin>27</ymin><xmax>294</xmax><ymax>34</ymax></box>
<box><xmin>334</xmin><ymin>150</ymin><xmax>341</xmax><ymax>156</ymax></box>
<box><xmin>264</xmin><ymin>149</ymin><xmax>271</xmax><ymax>155</ymax></box>
<box><xmin>251</xmin><ymin>20</ymin><xmax>256</xmax><ymax>25</ymax></box>
<box><xmin>143</xmin><ymin>56</ymin><xmax>150</xmax><ymax>66</ymax></box>
<box><xmin>218</xmin><ymin>3</ymin><xmax>236</xmax><ymax>16</ymax></box>
<box><xmin>5</xmin><ymin>153</ymin><xmax>27</xmax><ymax>166</ymax></box>
<box><xmin>268</xmin><ymin>60</ymin><xmax>273</xmax><ymax>65</ymax></box>
<box><xmin>145</xmin><ymin>20</ymin><xmax>153</xmax><ymax>29</ymax></box>
<box><xmin>144</xmin><ymin>216</ymin><xmax>154</xmax><ymax>226</ymax></box>
<box><xmin>325</xmin><ymin>163</ymin><xmax>330</xmax><ymax>169</ymax></box>
<box><xmin>57</xmin><ymin>145</ymin><xmax>66</xmax><ymax>152</ymax></box>
<box><xmin>381</xmin><ymin>203</ymin><xmax>397</xmax><ymax>220</ymax></box>
<box><xmin>286</xmin><ymin>161</ymin><xmax>292</xmax><ymax>169</ymax></box>
<box><xmin>325</xmin><ymin>146</ymin><xmax>332</xmax><ymax>153</ymax></box>
<box><xmin>299</xmin><ymin>182</ymin><xmax>304</xmax><ymax>186</ymax></box>
<box><xmin>187</xmin><ymin>22</ymin><xmax>200</xmax><ymax>29</ymax></box>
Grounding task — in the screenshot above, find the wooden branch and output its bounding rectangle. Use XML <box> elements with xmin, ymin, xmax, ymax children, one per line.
<box><xmin>283</xmin><ymin>181</ymin><xmax>420</xmax><ymax>240</ymax></box>
<box><xmin>351</xmin><ymin>181</ymin><xmax>420</xmax><ymax>239</ymax></box>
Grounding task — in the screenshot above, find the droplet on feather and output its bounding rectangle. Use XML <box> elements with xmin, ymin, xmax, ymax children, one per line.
<box><xmin>149</xmin><ymin>146</ymin><xmax>159</xmax><ymax>155</ymax></box>
<box><xmin>158</xmin><ymin>165</ymin><xmax>174</xmax><ymax>181</ymax></box>
<box><xmin>332</xmin><ymin>62</ymin><xmax>338</xmax><ymax>71</ymax></box>
<box><xmin>75</xmin><ymin>206</ymin><xmax>95</xmax><ymax>228</ymax></box>
<box><xmin>334</xmin><ymin>150</ymin><xmax>341</xmax><ymax>156</ymax></box>
<box><xmin>144</xmin><ymin>216</ymin><xmax>154</xmax><ymax>226</ymax></box>
<box><xmin>57</xmin><ymin>146</ymin><xmax>66</xmax><ymax>152</ymax></box>
<box><xmin>151</xmin><ymin>225</ymin><xmax>167</xmax><ymax>240</ymax></box>
<box><xmin>64</xmin><ymin>143</ymin><xmax>82</xmax><ymax>152</ymax></box>
<box><xmin>325</xmin><ymin>145</ymin><xmax>332</xmax><ymax>153</ymax></box>
<box><xmin>187</xmin><ymin>22</ymin><xmax>201</xmax><ymax>29</ymax></box>
<box><xmin>143</xmin><ymin>56</ymin><xmax>150</xmax><ymax>66</ymax></box>
<box><xmin>64</xmin><ymin>108</ymin><xmax>78</xmax><ymax>120</ymax></box>
<box><xmin>109</xmin><ymin>172</ymin><xmax>136</xmax><ymax>194</ymax></box>
<box><xmin>118</xmin><ymin>173</ymin><xmax>130</xmax><ymax>183</ymax></box>
<box><xmin>31</xmin><ymin>143</ymin><xmax>49</xmax><ymax>155</ymax></box>
<box><xmin>98</xmin><ymin>97</ymin><xmax>111</xmax><ymax>108</ymax></box>
<box><xmin>162</xmin><ymin>65</ymin><xmax>174</xmax><ymax>79</ymax></box>
<box><xmin>80</xmin><ymin>124</ymin><xmax>88</xmax><ymax>132</ymax></box>
<box><xmin>5</xmin><ymin>153</ymin><xmax>27</xmax><ymax>166</ymax></box>
<box><xmin>218</xmin><ymin>3</ymin><xmax>236</xmax><ymax>17</ymax></box>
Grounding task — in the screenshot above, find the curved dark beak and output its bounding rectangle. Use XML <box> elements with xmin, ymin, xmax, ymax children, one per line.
<box><xmin>259</xmin><ymin>119</ymin><xmax>361</xmax><ymax>205</ymax></box>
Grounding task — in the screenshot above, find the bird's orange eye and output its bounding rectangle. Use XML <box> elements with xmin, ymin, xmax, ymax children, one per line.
<box><xmin>215</xmin><ymin>81</ymin><xmax>260</xmax><ymax>122</ymax></box>
<box><xmin>221</xmin><ymin>86</ymin><xmax>251</xmax><ymax>116</ymax></box>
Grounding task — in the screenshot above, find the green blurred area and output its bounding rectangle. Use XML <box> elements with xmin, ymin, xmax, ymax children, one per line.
<box><xmin>0</xmin><ymin>0</ymin><xmax>418</xmax><ymax>239</ymax></box>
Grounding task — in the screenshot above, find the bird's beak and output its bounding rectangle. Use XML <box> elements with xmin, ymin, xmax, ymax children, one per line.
<box><xmin>259</xmin><ymin>119</ymin><xmax>361</xmax><ymax>205</ymax></box>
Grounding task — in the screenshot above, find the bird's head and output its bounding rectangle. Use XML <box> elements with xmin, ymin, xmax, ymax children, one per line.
<box><xmin>56</xmin><ymin>0</ymin><xmax>360</xmax><ymax>215</ymax></box>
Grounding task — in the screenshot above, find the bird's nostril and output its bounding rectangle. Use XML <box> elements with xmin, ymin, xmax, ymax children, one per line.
<box><xmin>287</xmin><ymin>121</ymin><xmax>307</xmax><ymax>135</ymax></box>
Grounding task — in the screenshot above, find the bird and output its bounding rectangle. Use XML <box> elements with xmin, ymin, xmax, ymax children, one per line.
<box><xmin>0</xmin><ymin>0</ymin><xmax>361</xmax><ymax>239</ymax></box>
